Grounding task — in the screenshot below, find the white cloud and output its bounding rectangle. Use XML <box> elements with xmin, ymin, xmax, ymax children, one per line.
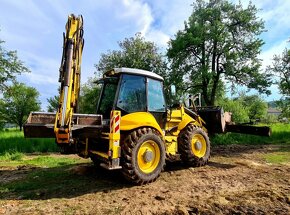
<box><xmin>260</xmin><ymin>39</ymin><xmax>288</xmax><ymax>69</ymax></box>
<box><xmin>120</xmin><ymin>0</ymin><xmax>153</xmax><ymax>34</ymax></box>
<box><xmin>145</xmin><ymin>29</ymin><xmax>170</xmax><ymax>48</ymax></box>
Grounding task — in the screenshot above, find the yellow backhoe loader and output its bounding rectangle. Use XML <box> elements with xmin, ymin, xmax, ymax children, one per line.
<box><xmin>24</xmin><ymin>14</ymin><xmax>270</xmax><ymax>184</ymax></box>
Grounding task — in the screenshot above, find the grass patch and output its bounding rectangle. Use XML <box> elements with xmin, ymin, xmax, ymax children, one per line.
<box><xmin>0</xmin><ymin>129</ymin><xmax>58</xmax><ymax>153</ymax></box>
<box><xmin>0</xmin><ymin>153</ymin><xmax>83</xmax><ymax>168</ymax></box>
<box><xmin>0</xmin><ymin>150</ymin><xmax>24</xmax><ymax>161</ymax></box>
<box><xmin>263</xmin><ymin>152</ymin><xmax>290</xmax><ymax>164</ymax></box>
<box><xmin>211</xmin><ymin>123</ymin><xmax>290</xmax><ymax>145</ymax></box>
<box><xmin>25</xmin><ymin>156</ymin><xmax>82</xmax><ymax>167</ymax></box>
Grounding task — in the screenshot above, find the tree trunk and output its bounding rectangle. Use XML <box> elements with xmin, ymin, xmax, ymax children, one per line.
<box><xmin>209</xmin><ymin>74</ymin><xmax>220</xmax><ymax>106</ymax></box>
<box><xmin>201</xmin><ymin>41</ymin><xmax>211</xmax><ymax>106</ymax></box>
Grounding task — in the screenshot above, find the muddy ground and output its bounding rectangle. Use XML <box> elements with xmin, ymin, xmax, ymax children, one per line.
<box><xmin>0</xmin><ymin>144</ymin><xmax>289</xmax><ymax>215</ymax></box>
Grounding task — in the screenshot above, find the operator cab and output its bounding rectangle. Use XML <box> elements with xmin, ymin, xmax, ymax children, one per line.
<box><xmin>96</xmin><ymin>68</ymin><xmax>167</xmax><ymax>128</ymax></box>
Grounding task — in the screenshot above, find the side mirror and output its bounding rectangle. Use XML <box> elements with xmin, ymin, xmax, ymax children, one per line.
<box><xmin>170</xmin><ymin>85</ymin><xmax>176</xmax><ymax>96</ymax></box>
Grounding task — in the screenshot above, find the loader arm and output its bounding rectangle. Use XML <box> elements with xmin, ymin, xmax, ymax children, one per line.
<box><xmin>55</xmin><ymin>14</ymin><xmax>84</xmax><ymax>143</ymax></box>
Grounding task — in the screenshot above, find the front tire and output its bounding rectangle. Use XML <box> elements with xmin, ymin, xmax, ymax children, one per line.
<box><xmin>178</xmin><ymin>124</ymin><xmax>210</xmax><ymax>166</ymax></box>
<box><xmin>122</xmin><ymin>128</ymin><xmax>166</xmax><ymax>184</ymax></box>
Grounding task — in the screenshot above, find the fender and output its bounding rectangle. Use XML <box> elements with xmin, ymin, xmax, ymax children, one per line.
<box><xmin>177</xmin><ymin>113</ymin><xmax>194</xmax><ymax>132</ymax></box>
<box><xmin>120</xmin><ymin>112</ymin><xmax>163</xmax><ymax>136</ymax></box>
<box><xmin>177</xmin><ymin>113</ymin><xmax>202</xmax><ymax>132</ymax></box>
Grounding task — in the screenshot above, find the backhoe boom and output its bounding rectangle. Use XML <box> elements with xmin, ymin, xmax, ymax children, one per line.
<box><xmin>55</xmin><ymin>14</ymin><xmax>84</xmax><ymax>144</ymax></box>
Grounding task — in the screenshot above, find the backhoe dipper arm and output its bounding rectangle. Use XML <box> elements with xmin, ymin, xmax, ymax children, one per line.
<box><xmin>55</xmin><ymin>14</ymin><xmax>84</xmax><ymax>143</ymax></box>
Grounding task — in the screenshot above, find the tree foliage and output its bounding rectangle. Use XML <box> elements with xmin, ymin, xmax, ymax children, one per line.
<box><xmin>218</xmin><ymin>98</ymin><xmax>249</xmax><ymax>123</ymax></box>
<box><xmin>47</xmin><ymin>95</ymin><xmax>59</xmax><ymax>112</ymax></box>
<box><xmin>47</xmin><ymin>78</ymin><xmax>100</xmax><ymax>114</ymax></box>
<box><xmin>266</xmin><ymin>48</ymin><xmax>290</xmax><ymax>118</ymax></box>
<box><xmin>78</xmin><ymin>78</ymin><xmax>101</xmax><ymax>114</ymax></box>
<box><xmin>95</xmin><ymin>33</ymin><xmax>167</xmax><ymax>78</ymax></box>
<box><xmin>239</xmin><ymin>94</ymin><xmax>267</xmax><ymax>122</ymax></box>
<box><xmin>0</xmin><ymin>40</ymin><xmax>30</xmax><ymax>93</ymax></box>
<box><xmin>167</xmin><ymin>0</ymin><xmax>271</xmax><ymax>106</ymax></box>
<box><xmin>0</xmin><ymin>83</ymin><xmax>41</xmax><ymax>130</ymax></box>
<box><xmin>266</xmin><ymin>48</ymin><xmax>290</xmax><ymax>96</ymax></box>
<box><xmin>218</xmin><ymin>94</ymin><xmax>267</xmax><ymax>123</ymax></box>
<box><xmin>276</xmin><ymin>98</ymin><xmax>290</xmax><ymax>119</ymax></box>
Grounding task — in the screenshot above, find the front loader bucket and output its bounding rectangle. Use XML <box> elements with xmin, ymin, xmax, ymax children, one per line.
<box><xmin>196</xmin><ymin>106</ymin><xmax>229</xmax><ymax>134</ymax></box>
<box><xmin>24</xmin><ymin>112</ymin><xmax>55</xmax><ymax>138</ymax></box>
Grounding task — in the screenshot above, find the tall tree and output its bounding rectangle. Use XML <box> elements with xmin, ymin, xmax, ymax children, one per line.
<box><xmin>0</xmin><ymin>83</ymin><xmax>41</xmax><ymax>130</ymax></box>
<box><xmin>0</xmin><ymin>40</ymin><xmax>30</xmax><ymax>92</ymax></box>
<box><xmin>95</xmin><ymin>33</ymin><xmax>167</xmax><ymax>79</ymax></box>
<box><xmin>167</xmin><ymin>0</ymin><xmax>271</xmax><ymax>106</ymax></box>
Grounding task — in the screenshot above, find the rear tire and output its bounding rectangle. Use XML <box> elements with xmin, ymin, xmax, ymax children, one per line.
<box><xmin>178</xmin><ymin>124</ymin><xmax>210</xmax><ymax>166</ymax></box>
<box><xmin>122</xmin><ymin>128</ymin><xmax>166</xmax><ymax>184</ymax></box>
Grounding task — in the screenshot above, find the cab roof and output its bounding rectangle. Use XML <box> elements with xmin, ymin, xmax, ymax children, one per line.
<box><xmin>105</xmin><ymin>67</ymin><xmax>164</xmax><ymax>81</ymax></box>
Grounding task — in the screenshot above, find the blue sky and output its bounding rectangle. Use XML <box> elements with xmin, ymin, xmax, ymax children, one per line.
<box><xmin>0</xmin><ymin>0</ymin><xmax>289</xmax><ymax>110</ymax></box>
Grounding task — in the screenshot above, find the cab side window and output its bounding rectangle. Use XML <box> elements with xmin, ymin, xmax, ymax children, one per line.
<box><xmin>148</xmin><ymin>78</ymin><xmax>166</xmax><ymax>112</ymax></box>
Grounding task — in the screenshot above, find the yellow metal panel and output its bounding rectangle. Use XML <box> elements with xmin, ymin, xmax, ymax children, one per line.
<box><xmin>109</xmin><ymin>133</ymin><xmax>121</xmax><ymax>140</ymax></box>
<box><xmin>168</xmin><ymin>109</ymin><xmax>182</xmax><ymax>120</ymax></box>
<box><xmin>109</xmin><ymin>110</ymin><xmax>121</xmax><ymax>159</ymax></box>
<box><xmin>165</xmin><ymin>136</ymin><xmax>177</xmax><ymax>155</ymax></box>
<box><xmin>120</xmin><ymin>112</ymin><xmax>163</xmax><ymax>136</ymax></box>
<box><xmin>90</xmin><ymin>150</ymin><xmax>109</xmax><ymax>159</ymax></box>
<box><xmin>166</xmin><ymin>106</ymin><xmax>203</xmax><ymax>135</ymax></box>
<box><xmin>177</xmin><ymin>113</ymin><xmax>195</xmax><ymax>132</ymax></box>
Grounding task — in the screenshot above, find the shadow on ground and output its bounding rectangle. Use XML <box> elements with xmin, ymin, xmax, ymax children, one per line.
<box><xmin>0</xmin><ymin>163</ymin><xmax>132</xmax><ymax>200</ymax></box>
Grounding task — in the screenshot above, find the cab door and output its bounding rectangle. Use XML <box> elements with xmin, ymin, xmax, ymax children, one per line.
<box><xmin>147</xmin><ymin>78</ymin><xmax>166</xmax><ymax>129</ymax></box>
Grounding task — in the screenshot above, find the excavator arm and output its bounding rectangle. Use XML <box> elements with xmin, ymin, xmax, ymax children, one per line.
<box><xmin>24</xmin><ymin>15</ymin><xmax>102</xmax><ymax>145</ymax></box>
<box><xmin>55</xmin><ymin>14</ymin><xmax>84</xmax><ymax>143</ymax></box>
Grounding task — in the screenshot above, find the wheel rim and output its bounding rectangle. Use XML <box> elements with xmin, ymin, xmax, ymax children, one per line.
<box><xmin>137</xmin><ymin>140</ymin><xmax>160</xmax><ymax>174</ymax></box>
<box><xmin>191</xmin><ymin>133</ymin><xmax>206</xmax><ymax>158</ymax></box>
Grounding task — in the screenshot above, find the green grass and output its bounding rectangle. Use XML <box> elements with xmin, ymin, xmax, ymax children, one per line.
<box><xmin>0</xmin><ymin>153</ymin><xmax>82</xmax><ymax>167</ymax></box>
<box><xmin>0</xmin><ymin>129</ymin><xmax>58</xmax><ymax>153</ymax></box>
<box><xmin>263</xmin><ymin>151</ymin><xmax>290</xmax><ymax>164</ymax></box>
<box><xmin>0</xmin><ymin>150</ymin><xmax>24</xmax><ymax>161</ymax></box>
<box><xmin>211</xmin><ymin>123</ymin><xmax>290</xmax><ymax>145</ymax></box>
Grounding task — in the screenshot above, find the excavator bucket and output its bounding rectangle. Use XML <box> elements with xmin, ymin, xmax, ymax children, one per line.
<box><xmin>24</xmin><ymin>112</ymin><xmax>103</xmax><ymax>139</ymax></box>
<box><xmin>24</xmin><ymin>112</ymin><xmax>55</xmax><ymax>138</ymax></box>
